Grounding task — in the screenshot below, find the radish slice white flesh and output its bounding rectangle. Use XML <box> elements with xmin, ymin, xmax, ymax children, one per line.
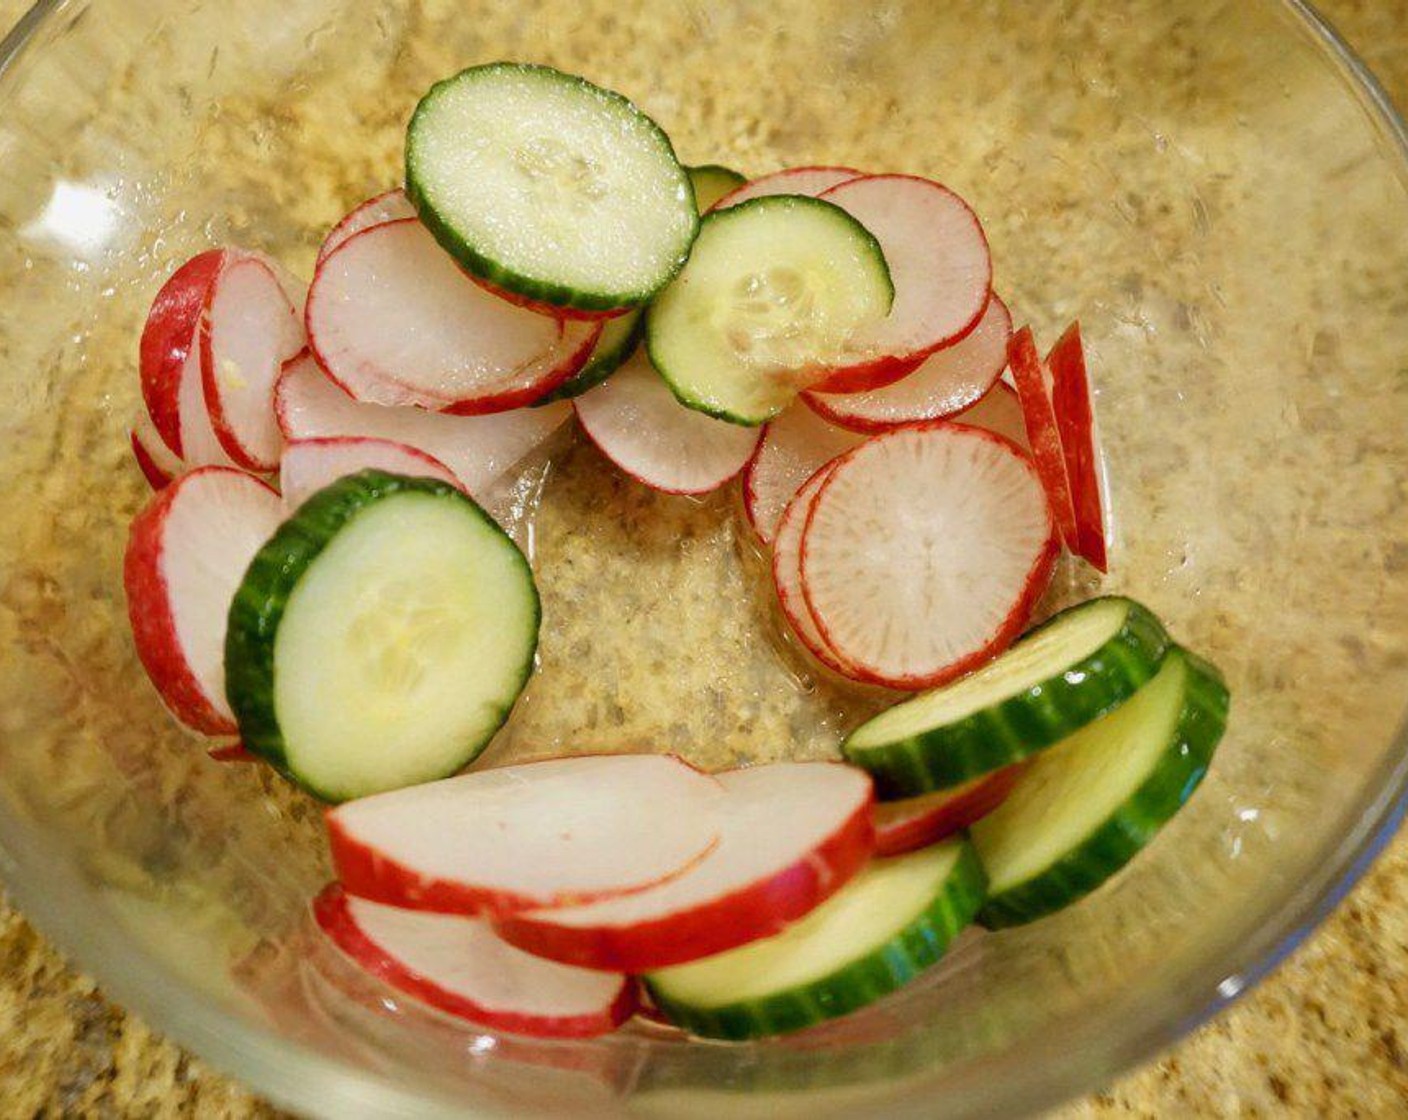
<box><xmin>177</xmin><ymin>329</ymin><xmax>243</xmax><ymax>470</ymax></box>
<box><xmin>279</xmin><ymin>437</ymin><xmax>464</xmax><ymax>511</ymax></box>
<box><xmin>306</xmin><ymin>218</ymin><xmax>600</xmax><ymax>413</ymax></box>
<box><xmin>811</xmin><ymin>175</ymin><xmax>992</xmax><ymax>394</ymax></box>
<box><xmin>318</xmin><ymin>189</ymin><xmax>416</xmax><ymax>266</ymax></box>
<box><xmin>313</xmin><ymin>885</ymin><xmax>636</xmax><ymax>1037</ymax></box>
<box><xmin>1009</xmin><ymin>327</ymin><xmax>1079</xmax><ymax>548</ymax></box>
<box><xmin>327</xmin><ymin>754</ymin><xmax>725</xmax><ymax>916</ymax></box>
<box><xmin>741</xmin><ymin>405</ymin><xmax>864</xmax><ymax>545</ymax></box>
<box><xmin>801</xmin><ymin>423</ymin><xmax>1057</xmax><ymax>690</ymax></box>
<box><xmin>493</xmin><ymin>762</ymin><xmax>874</xmax><ymax>971</ymax></box>
<box><xmin>573</xmin><ymin>351</ymin><xmax>761</xmax><ymax>495</ymax></box>
<box><xmin>129</xmin><ymin>410</ymin><xmax>184</xmax><ymax>490</ymax></box>
<box><xmin>873</xmin><ymin>767</ymin><xmax>1022</xmax><ymax>856</ymax></box>
<box><xmin>275</xmin><ymin>354</ymin><xmax>570</xmax><ymax>496</ymax></box>
<box><xmin>140</xmin><ymin>249</ymin><xmax>227</xmax><ymax>457</ymax></box>
<box><xmin>952</xmin><ymin>380</ymin><xmax>1029</xmax><ymax>450</ymax></box>
<box><xmin>201</xmin><ymin>252</ymin><xmax>305</xmax><ymax>471</ymax></box>
<box><xmin>805</xmin><ymin>297</ymin><xmax>1012</xmax><ymax>433</ymax></box>
<box><xmin>124</xmin><ymin>467</ymin><xmax>283</xmax><ymax>734</ymax></box>
<box><xmin>1046</xmin><ymin>323</ymin><xmax>1109</xmax><ymax>572</ymax></box>
<box><xmin>710</xmin><ymin>165</ymin><xmax>862</xmax><ymax>211</ymax></box>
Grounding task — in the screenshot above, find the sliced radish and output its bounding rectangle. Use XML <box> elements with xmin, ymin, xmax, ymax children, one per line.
<box><xmin>178</xmin><ymin>335</ymin><xmax>244</xmax><ymax>470</ymax></box>
<box><xmin>140</xmin><ymin>249</ymin><xmax>227</xmax><ymax>457</ymax></box>
<box><xmin>801</xmin><ymin>423</ymin><xmax>1058</xmax><ymax>690</ymax></box>
<box><xmin>124</xmin><ymin>467</ymin><xmax>283</xmax><ymax>735</ymax></box>
<box><xmin>1046</xmin><ymin>323</ymin><xmax>1109</xmax><ymax>572</ymax></box>
<box><xmin>208</xmin><ymin>741</ymin><xmax>258</xmax><ymax>763</ymax></box>
<box><xmin>305</xmin><ymin>218</ymin><xmax>601</xmax><ymax>413</ymax></box>
<box><xmin>811</xmin><ymin>175</ymin><xmax>992</xmax><ymax>394</ymax></box>
<box><xmin>951</xmin><ymin>380</ymin><xmax>1029</xmax><ymax>450</ymax></box>
<box><xmin>275</xmin><ymin>354</ymin><xmax>570</xmax><ymax>496</ymax></box>
<box><xmin>710</xmin><ymin>166</ymin><xmax>862</xmax><ymax>211</ymax></box>
<box><xmin>317</xmin><ymin>189</ymin><xmax>417</xmax><ymax>266</ymax></box>
<box><xmin>129</xmin><ymin>410</ymin><xmax>184</xmax><ymax>490</ymax></box>
<box><xmin>804</xmin><ymin>297</ymin><xmax>1012</xmax><ymax>433</ymax></box>
<box><xmin>573</xmin><ymin>351</ymin><xmax>761</xmax><ymax>495</ymax></box>
<box><xmin>327</xmin><ymin>754</ymin><xmax>725</xmax><ymax>916</ymax></box>
<box><xmin>741</xmin><ymin>404</ymin><xmax>864</xmax><ymax>545</ymax></box>
<box><xmin>493</xmin><ymin>762</ymin><xmax>873</xmax><ymax>971</ymax></box>
<box><xmin>200</xmin><ymin>252</ymin><xmax>305</xmax><ymax>472</ymax></box>
<box><xmin>280</xmin><ymin>437</ymin><xmax>463</xmax><ymax>511</ymax></box>
<box><xmin>312</xmin><ymin>885</ymin><xmax>636</xmax><ymax>1037</ymax></box>
<box><xmin>873</xmin><ymin>767</ymin><xmax>1022</xmax><ymax>856</ymax></box>
<box><xmin>1008</xmin><ymin>327</ymin><xmax>1079</xmax><ymax>549</ymax></box>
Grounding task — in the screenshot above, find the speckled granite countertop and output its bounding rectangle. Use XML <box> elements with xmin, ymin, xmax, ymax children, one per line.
<box><xmin>2</xmin><ymin>0</ymin><xmax>1408</xmax><ymax>1116</ymax></box>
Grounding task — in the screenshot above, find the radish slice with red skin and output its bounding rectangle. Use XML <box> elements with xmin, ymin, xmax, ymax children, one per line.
<box><xmin>327</xmin><ymin>754</ymin><xmax>725</xmax><ymax>917</ymax></box>
<box><xmin>573</xmin><ymin>351</ymin><xmax>760</xmax><ymax>495</ymax></box>
<box><xmin>177</xmin><ymin>336</ymin><xmax>244</xmax><ymax>470</ymax></box>
<box><xmin>305</xmin><ymin>218</ymin><xmax>601</xmax><ymax>413</ymax></box>
<box><xmin>741</xmin><ymin>405</ymin><xmax>864</xmax><ymax>545</ymax></box>
<box><xmin>129</xmin><ymin>411</ymin><xmax>184</xmax><ymax>490</ymax></box>
<box><xmin>804</xmin><ymin>297</ymin><xmax>1012</xmax><ymax>433</ymax></box>
<box><xmin>466</xmin><ymin>271</ymin><xmax>641</xmax><ymax>323</ymax></box>
<box><xmin>1008</xmin><ymin>327</ymin><xmax>1079</xmax><ymax>549</ymax></box>
<box><xmin>873</xmin><ymin>767</ymin><xmax>1023</xmax><ymax>856</ymax></box>
<box><xmin>275</xmin><ymin>354</ymin><xmax>571</xmax><ymax>496</ymax></box>
<box><xmin>313</xmin><ymin>885</ymin><xmax>637</xmax><ymax>1037</ymax></box>
<box><xmin>810</xmin><ymin>175</ymin><xmax>992</xmax><ymax>394</ymax></box>
<box><xmin>952</xmin><ymin>380</ymin><xmax>1029</xmax><ymax>450</ymax></box>
<box><xmin>493</xmin><ymin>762</ymin><xmax>874</xmax><ymax>972</ymax></box>
<box><xmin>124</xmin><ymin>467</ymin><xmax>283</xmax><ymax>735</ymax></box>
<box><xmin>279</xmin><ymin>437</ymin><xmax>463</xmax><ymax>511</ymax></box>
<box><xmin>208</xmin><ymin>741</ymin><xmax>258</xmax><ymax>763</ymax></box>
<box><xmin>140</xmin><ymin>249</ymin><xmax>227</xmax><ymax>457</ymax></box>
<box><xmin>1046</xmin><ymin>322</ymin><xmax>1109</xmax><ymax>572</ymax></box>
<box><xmin>710</xmin><ymin>166</ymin><xmax>863</xmax><ymax>211</ymax></box>
<box><xmin>801</xmin><ymin>423</ymin><xmax>1058</xmax><ymax>691</ymax></box>
<box><xmin>317</xmin><ymin>189</ymin><xmax>417</xmax><ymax>266</ymax></box>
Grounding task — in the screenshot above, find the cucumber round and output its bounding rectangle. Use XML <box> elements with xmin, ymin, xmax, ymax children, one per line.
<box><xmin>842</xmin><ymin>597</ymin><xmax>1170</xmax><ymax>797</ymax></box>
<box><xmin>686</xmin><ymin>163</ymin><xmax>746</xmax><ymax>212</ymax></box>
<box><xmin>533</xmin><ymin>309</ymin><xmax>643</xmax><ymax>405</ymax></box>
<box><xmin>225</xmin><ymin>470</ymin><xmax>539</xmax><ymax>802</ymax></box>
<box><xmin>645</xmin><ymin>841</ymin><xmax>985</xmax><ymax>1040</ymax></box>
<box><xmin>405</xmin><ymin>63</ymin><xmax>698</xmax><ymax>313</ymax></box>
<box><xmin>973</xmin><ymin>647</ymin><xmax>1228</xmax><ymax>928</ymax></box>
<box><xmin>645</xmin><ymin>195</ymin><xmax>894</xmax><ymax>426</ymax></box>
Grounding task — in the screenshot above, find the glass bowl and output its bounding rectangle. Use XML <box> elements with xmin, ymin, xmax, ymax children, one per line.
<box><xmin>2</xmin><ymin>0</ymin><xmax>1407</xmax><ymax>1116</ymax></box>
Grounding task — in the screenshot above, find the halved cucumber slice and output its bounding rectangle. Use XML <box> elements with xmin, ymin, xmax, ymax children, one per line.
<box><xmin>533</xmin><ymin>309</ymin><xmax>643</xmax><ymax>405</ymax></box>
<box><xmin>842</xmin><ymin>597</ymin><xmax>1170</xmax><ymax>797</ymax></box>
<box><xmin>645</xmin><ymin>841</ymin><xmax>984</xmax><ymax>1040</ymax></box>
<box><xmin>973</xmin><ymin>647</ymin><xmax>1228</xmax><ymax>928</ymax></box>
<box><xmin>686</xmin><ymin>164</ymin><xmax>746</xmax><ymax>212</ymax></box>
<box><xmin>226</xmin><ymin>470</ymin><xmax>539</xmax><ymax>802</ymax></box>
<box><xmin>645</xmin><ymin>195</ymin><xmax>894</xmax><ymax>425</ymax></box>
<box><xmin>405</xmin><ymin>63</ymin><xmax>698</xmax><ymax>313</ymax></box>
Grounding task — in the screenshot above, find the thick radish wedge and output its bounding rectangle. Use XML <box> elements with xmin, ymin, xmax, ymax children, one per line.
<box><xmin>804</xmin><ymin>297</ymin><xmax>1012</xmax><ymax>432</ymax></box>
<box><xmin>140</xmin><ymin>249</ymin><xmax>226</xmax><ymax>457</ymax></box>
<box><xmin>493</xmin><ymin>762</ymin><xmax>873</xmax><ymax>972</ymax></box>
<box><xmin>686</xmin><ymin>164</ymin><xmax>747</xmax><ymax>212</ymax></box>
<box><xmin>226</xmin><ymin>471</ymin><xmax>540</xmax><ymax>801</ymax></box>
<box><xmin>1047</xmin><ymin>322</ymin><xmax>1109</xmax><ymax>572</ymax></box>
<box><xmin>279</xmin><ymin>437</ymin><xmax>463</xmax><ymax>511</ymax></box>
<box><xmin>125</xmin><ymin>467</ymin><xmax>283</xmax><ymax>735</ymax></box>
<box><xmin>574</xmin><ymin>350</ymin><xmax>761</xmax><ymax>495</ymax></box>
<box><xmin>1008</xmin><ymin>327</ymin><xmax>1078</xmax><ymax>548</ymax></box>
<box><xmin>974</xmin><ymin>648</ymin><xmax>1228</xmax><ymax>927</ymax></box>
<box><xmin>741</xmin><ymin>404</ymin><xmax>863</xmax><ymax>546</ymax></box>
<box><xmin>318</xmin><ymin>189</ymin><xmax>417</xmax><ymax>266</ymax></box>
<box><xmin>305</xmin><ymin>218</ymin><xmax>600</xmax><ymax>412</ymax></box>
<box><xmin>312</xmin><ymin>885</ymin><xmax>636</xmax><ymax>1037</ymax></box>
<box><xmin>711</xmin><ymin>166</ymin><xmax>861</xmax><ymax>211</ymax></box>
<box><xmin>645</xmin><ymin>840</ymin><xmax>984</xmax><ymax>1040</ymax></box>
<box><xmin>275</xmin><ymin>354</ymin><xmax>571</xmax><ymax>496</ymax></box>
<box><xmin>327</xmin><ymin>754</ymin><xmax>725</xmax><ymax>914</ymax></box>
<box><xmin>811</xmin><ymin>176</ymin><xmax>992</xmax><ymax>394</ymax></box>
<box><xmin>952</xmin><ymin>380</ymin><xmax>1029</xmax><ymax>449</ymax></box>
<box><xmin>130</xmin><ymin>411</ymin><xmax>184</xmax><ymax>490</ymax></box>
<box><xmin>843</xmin><ymin>598</ymin><xmax>1169</xmax><ymax>796</ymax></box>
<box><xmin>801</xmin><ymin>423</ymin><xmax>1057</xmax><ymax>691</ymax></box>
<box><xmin>873</xmin><ymin>768</ymin><xmax>1022</xmax><ymax>857</ymax></box>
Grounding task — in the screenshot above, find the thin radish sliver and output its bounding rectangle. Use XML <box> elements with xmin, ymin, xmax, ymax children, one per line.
<box><xmin>801</xmin><ymin>423</ymin><xmax>1057</xmax><ymax>690</ymax></box>
<box><xmin>742</xmin><ymin>405</ymin><xmax>864</xmax><ymax>545</ymax></box>
<box><xmin>710</xmin><ymin>166</ymin><xmax>861</xmax><ymax>211</ymax></box>
<box><xmin>327</xmin><ymin>754</ymin><xmax>726</xmax><ymax>916</ymax></box>
<box><xmin>1008</xmin><ymin>327</ymin><xmax>1079</xmax><ymax>549</ymax></box>
<box><xmin>953</xmin><ymin>380</ymin><xmax>1029</xmax><ymax>450</ymax></box>
<box><xmin>873</xmin><ymin>767</ymin><xmax>1022</xmax><ymax>857</ymax></box>
<box><xmin>493</xmin><ymin>762</ymin><xmax>873</xmax><ymax>971</ymax></box>
<box><xmin>280</xmin><ymin>437</ymin><xmax>463</xmax><ymax>511</ymax></box>
<box><xmin>318</xmin><ymin>189</ymin><xmax>416</xmax><ymax>266</ymax></box>
<box><xmin>313</xmin><ymin>885</ymin><xmax>635</xmax><ymax>1037</ymax></box>
<box><xmin>140</xmin><ymin>249</ymin><xmax>227</xmax><ymax>457</ymax></box>
<box><xmin>805</xmin><ymin>297</ymin><xmax>1012</xmax><ymax>433</ymax></box>
<box><xmin>574</xmin><ymin>351</ymin><xmax>760</xmax><ymax>495</ymax></box>
<box><xmin>1047</xmin><ymin>322</ymin><xmax>1109</xmax><ymax>572</ymax></box>
<box><xmin>129</xmin><ymin>410</ymin><xmax>184</xmax><ymax>490</ymax></box>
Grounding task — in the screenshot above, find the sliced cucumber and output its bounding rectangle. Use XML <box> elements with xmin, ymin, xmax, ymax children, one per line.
<box><xmin>687</xmin><ymin>164</ymin><xmax>746</xmax><ymax>212</ymax></box>
<box><xmin>533</xmin><ymin>309</ymin><xmax>643</xmax><ymax>405</ymax></box>
<box><xmin>842</xmin><ymin>597</ymin><xmax>1170</xmax><ymax>797</ymax></box>
<box><xmin>973</xmin><ymin>647</ymin><xmax>1228</xmax><ymax>928</ymax></box>
<box><xmin>405</xmin><ymin>63</ymin><xmax>698</xmax><ymax>313</ymax></box>
<box><xmin>226</xmin><ymin>470</ymin><xmax>539</xmax><ymax>802</ymax></box>
<box><xmin>645</xmin><ymin>195</ymin><xmax>894</xmax><ymax>425</ymax></box>
<box><xmin>645</xmin><ymin>841</ymin><xmax>985</xmax><ymax>1040</ymax></box>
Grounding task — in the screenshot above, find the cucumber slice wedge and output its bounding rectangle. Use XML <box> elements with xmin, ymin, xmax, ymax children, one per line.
<box><xmin>646</xmin><ymin>196</ymin><xmax>894</xmax><ymax>425</ymax></box>
<box><xmin>842</xmin><ymin>597</ymin><xmax>1170</xmax><ymax>797</ymax></box>
<box><xmin>405</xmin><ymin>63</ymin><xmax>698</xmax><ymax>313</ymax></box>
<box><xmin>533</xmin><ymin>309</ymin><xmax>643</xmax><ymax>405</ymax></box>
<box><xmin>645</xmin><ymin>841</ymin><xmax>985</xmax><ymax>1040</ymax></box>
<box><xmin>686</xmin><ymin>164</ymin><xmax>746</xmax><ymax>212</ymax></box>
<box><xmin>973</xmin><ymin>647</ymin><xmax>1228</xmax><ymax>928</ymax></box>
<box><xmin>226</xmin><ymin>470</ymin><xmax>539</xmax><ymax>802</ymax></box>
